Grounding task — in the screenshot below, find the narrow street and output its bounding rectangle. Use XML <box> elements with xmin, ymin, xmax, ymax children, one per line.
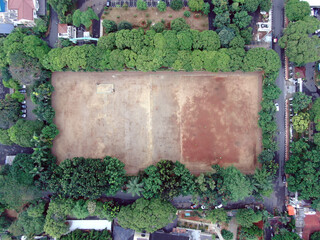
<box><xmin>45</xmin><ymin>6</ymin><xmax>58</xmax><ymax>48</ymax></box>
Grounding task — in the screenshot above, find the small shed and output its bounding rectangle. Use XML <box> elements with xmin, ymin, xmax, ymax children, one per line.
<box><xmin>294</xmin><ymin>67</ymin><xmax>306</xmax><ymax>79</ymax></box>
<box><xmin>0</xmin><ymin>24</ymin><xmax>14</xmax><ymax>35</ymax></box>
<box><xmin>5</xmin><ymin>155</ymin><xmax>15</xmax><ymax>165</ymax></box>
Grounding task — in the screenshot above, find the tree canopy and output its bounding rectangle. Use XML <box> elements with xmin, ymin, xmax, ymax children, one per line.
<box><xmin>117</xmin><ymin>198</ymin><xmax>177</xmax><ymax>233</ymax></box>
<box><xmin>291</xmin><ymin>92</ymin><xmax>312</xmax><ymax>113</ymax></box>
<box><xmin>285</xmin><ymin>0</ymin><xmax>311</xmax><ymax>22</ymax></box>
<box><xmin>279</xmin><ymin>16</ymin><xmax>320</xmax><ymax>66</ymax></box>
<box><xmin>48</xmin><ymin>156</ymin><xmax>126</xmax><ymax>198</ymax></box>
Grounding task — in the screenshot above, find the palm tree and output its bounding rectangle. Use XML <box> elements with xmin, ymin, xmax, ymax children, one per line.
<box><xmin>126</xmin><ymin>178</ymin><xmax>144</xmax><ymax>197</ymax></box>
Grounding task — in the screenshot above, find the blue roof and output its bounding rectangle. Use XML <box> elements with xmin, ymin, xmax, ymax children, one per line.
<box><xmin>0</xmin><ymin>0</ymin><xmax>5</xmax><ymax>12</ymax></box>
<box><xmin>0</xmin><ymin>24</ymin><xmax>14</xmax><ymax>34</ymax></box>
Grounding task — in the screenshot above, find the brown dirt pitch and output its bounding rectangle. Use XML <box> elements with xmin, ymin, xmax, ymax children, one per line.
<box><xmin>52</xmin><ymin>71</ymin><xmax>262</xmax><ymax>175</ymax></box>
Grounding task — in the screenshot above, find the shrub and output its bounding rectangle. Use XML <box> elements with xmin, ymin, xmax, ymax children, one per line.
<box><xmin>202</xmin><ymin>2</ymin><xmax>210</xmax><ymax>15</ymax></box>
<box><xmin>157</xmin><ymin>0</ymin><xmax>167</xmax><ymax>12</ymax></box>
<box><xmin>33</xmin><ymin>18</ymin><xmax>47</xmax><ymax>34</ymax></box>
<box><xmin>171</xmin><ymin>17</ymin><xmax>190</xmax><ymax>31</ymax></box>
<box><xmin>10</xmin><ymin>92</ymin><xmax>24</xmax><ymax>102</ymax></box>
<box><xmin>137</xmin><ymin>0</ymin><xmax>147</xmax><ymax>10</ymax></box>
<box><xmin>8</xmin><ymin>119</ymin><xmax>44</xmax><ymax>147</ymax></box>
<box><xmin>41</xmin><ymin>123</ymin><xmax>59</xmax><ymax>142</ymax></box>
<box><xmin>0</xmin><ymin>129</ymin><xmax>13</xmax><ymax>145</ymax></box>
<box><xmin>188</xmin><ymin>0</ymin><xmax>204</xmax><ymax>12</ymax></box>
<box><xmin>60</xmin><ymin>229</ymin><xmax>112</xmax><ymax>240</ymax></box>
<box><xmin>102</xmin><ymin>19</ymin><xmax>117</xmax><ymax>33</ymax></box>
<box><xmin>157</xmin><ymin>1</ymin><xmax>167</xmax><ymax>12</ymax></box>
<box><xmin>10</xmin><ymin>153</ymin><xmax>35</xmax><ymax>185</ymax></box>
<box><xmin>184</xmin><ymin>11</ymin><xmax>191</xmax><ymax>17</ymax></box>
<box><xmin>71</xmin><ymin>200</ymin><xmax>89</xmax><ymax>219</ymax></box>
<box><xmin>170</xmin><ymin>0</ymin><xmax>183</xmax><ymax>10</ymax></box>
<box><xmin>311</xmin><ymin>231</ymin><xmax>320</xmax><ymax>240</ymax></box>
<box><xmin>151</xmin><ymin>22</ymin><xmax>165</xmax><ymax>33</ymax></box>
<box><xmin>118</xmin><ymin>21</ymin><xmax>133</xmax><ymax>30</ymax></box>
<box><xmin>94</xmin><ymin>201</ymin><xmax>120</xmax><ymax>220</ymax></box>
<box><xmin>122</xmin><ymin>3</ymin><xmax>128</xmax><ymax>10</ymax></box>
<box><xmin>87</xmin><ymin>201</ymin><xmax>96</xmax><ymax>215</ymax></box>
<box><xmin>221</xmin><ymin>229</ymin><xmax>233</xmax><ymax>240</ymax></box>
<box><xmin>236</xmin><ymin>209</ymin><xmax>262</xmax><ymax>228</ymax></box>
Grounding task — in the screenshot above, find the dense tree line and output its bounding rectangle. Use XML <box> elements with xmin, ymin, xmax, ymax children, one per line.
<box><xmin>42</xmin><ymin>28</ymin><xmax>280</xmax><ymax>73</ymax></box>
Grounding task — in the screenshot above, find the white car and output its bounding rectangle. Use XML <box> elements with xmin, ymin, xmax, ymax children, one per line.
<box><xmin>275</xmin><ymin>103</ymin><xmax>279</xmax><ymax>111</ymax></box>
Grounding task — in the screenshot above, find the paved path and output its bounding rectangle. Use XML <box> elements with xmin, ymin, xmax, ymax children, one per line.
<box><xmin>45</xmin><ymin>6</ymin><xmax>58</xmax><ymax>48</ymax></box>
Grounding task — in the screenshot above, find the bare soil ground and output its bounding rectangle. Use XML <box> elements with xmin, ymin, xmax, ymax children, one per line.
<box><xmin>52</xmin><ymin>71</ymin><xmax>262</xmax><ymax>175</ymax></box>
<box><xmin>102</xmin><ymin>7</ymin><xmax>209</xmax><ymax>32</ymax></box>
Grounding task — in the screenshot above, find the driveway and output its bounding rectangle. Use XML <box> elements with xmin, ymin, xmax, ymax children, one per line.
<box><xmin>45</xmin><ymin>6</ymin><xmax>59</xmax><ymax>48</ymax></box>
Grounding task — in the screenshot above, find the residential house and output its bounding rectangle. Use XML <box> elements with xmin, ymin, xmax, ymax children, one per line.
<box><xmin>58</xmin><ymin>23</ymin><xmax>76</xmax><ymax>39</ymax></box>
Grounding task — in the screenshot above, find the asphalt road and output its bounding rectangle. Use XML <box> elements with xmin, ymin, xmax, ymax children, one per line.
<box><xmin>264</xmin><ymin>0</ymin><xmax>286</xmax><ymax>238</ymax></box>
<box><xmin>45</xmin><ymin>6</ymin><xmax>58</xmax><ymax>48</ymax></box>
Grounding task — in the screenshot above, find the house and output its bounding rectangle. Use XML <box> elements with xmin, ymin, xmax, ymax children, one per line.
<box><xmin>112</xmin><ymin>225</ymin><xmax>135</xmax><ymax>240</ymax></box>
<box><xmin>58</xmin><ymin>23</ymin><xmax>76</xmax><ymax>39</ymax></box>
<box><xmin>150</xmin><ymin>232</ymin><xmax>190</xmax><ymax>240</ymax></box>
<box><xmin>7</xmin><ymin>0</ymin><xmax>39</xmax><ymax>26</ymax></box>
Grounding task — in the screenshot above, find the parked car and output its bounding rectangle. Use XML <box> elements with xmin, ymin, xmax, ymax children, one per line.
<box><xmin>275</xmin><ymin>103</ymin><xmax>279</xmax><ymax>111</ymax></box>
<box><xmin>273</xmin><ymin>37</ymin><xmax>278</xmax><ymax>43</ymax></box>
<box><xmin>18</xmin><ymin>89</ymin><xmax>26</xmax><ymax>93</ymax></box>
<box><xmin>21</xmin><ymin>109</ymin><xmax>27</xmax><ymax>114</ymax></box>
<box><xmin>21</xmin><ymin>85</ymin><xmax>26</xmax><ymax>89</ymax></box>
<box><xmin>215</xmin><ymin>204</ymin><xmax>223</xmax><ymax>209</ymax></box>
<box><xmin>21</xmin><ymin>114</ymin><xmax>27</xmax><ymax>118</ymax></box>
<box><xmin>106</xmin><ymin>1</ymin><xmax>110</xmax><ymax>7</ymax></box>
<box><xmin>21</xmin><ymin>104</ymin><xmax>27</xmax><ymax>109</ymax></box>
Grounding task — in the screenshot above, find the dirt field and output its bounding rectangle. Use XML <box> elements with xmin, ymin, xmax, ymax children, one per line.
<box><xmin>52</xmin><ymin>71</ymin><xmax>262</xmax><ymax>175</ymax></box>
<box><xmin>102</xmin><ymin>7</ymin><xmax>209</xmax><ymax>32</ymax></box>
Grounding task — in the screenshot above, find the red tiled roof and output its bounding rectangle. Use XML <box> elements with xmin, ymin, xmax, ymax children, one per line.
<box><xmin>303</xmin><ymin>212</ymin><xmax>320</xmax><ymax>240</ymax></box>
<box><xmin>8</xmin><ymin>0</ymin><xmax>35</xmax><ymax>21</ymax></box>
<box><xmin>58</xmin><ymin>24</ymin><xmax>68</xmax><ymax>34</ymax></box>
<box><xmin>294</xmin><ymin>67</ymin><xmax>306</xmax><ymax>79</ymax></box>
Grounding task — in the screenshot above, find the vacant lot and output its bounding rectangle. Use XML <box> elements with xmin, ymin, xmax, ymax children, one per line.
<box><xmin>52</xmin><ymin>71</ymin><xmax>262</xmax><ymax>175</ymax></box>
<box><xmin>102</xmin><ymin>7</ymin><xmax>208</xmax><ymax>32</ymax></box>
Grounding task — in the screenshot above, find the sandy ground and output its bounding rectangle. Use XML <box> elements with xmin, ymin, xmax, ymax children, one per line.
<box><xmin>102</xmin><ymin>7</ymin><xmax>209</xmax><ymax>32</ymax></box>
<box><xmin>52</xmin><ymin>71</ymin><xmax>262</xmax><ymax>175</ymax></box>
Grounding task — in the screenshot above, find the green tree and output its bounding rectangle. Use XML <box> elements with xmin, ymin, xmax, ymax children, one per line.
<box><xmin>279</xmin><ymin>17</ymin><xmax>320</xmax><ymax>66</ymax></box>
<box><xmin>126</xmin><ymin>178</ymin><xmax>144</xmax><ymax>197</ymax></box>
<box><xmin>81</xmin><ymin>8</ymin><xmax>99</xmax><ymax>29</ymax></box>
<box><xmin>314</xmin><ymin>133</ymin><xmax>320</xmax><ymax>146</ymax></box>
<box><xmin>171</xmin><ymin>17</ymin><xmax>190</xmax><ymax>31</ymax></box>
<box><xmin>103</xmin><ymin>19</ymin><xmax>117</xmax><ymax>33</ymax></box>
<box><xmin>9</xmin><ymin>209</ymin><xmax>45</xmax><ymax>238</ymax></box>
<box><xmin>285</xmin><ymin>139</ymin><xmax>320</xmax><ymax>200</ymax></box>
<box><xmin>184</xmin><ymin>10</ymin><xmax>191</xmax><ymax>17</ymax></box>
<box><xmin>8</xmin><ymin>119</ymin><xmax>43</xmax><ymax>147</ymax></box>
<box><xmin>243</xmin><ymin>0</ymin><xmax>260</xmax><ymax>12</ymax></box>
<box><xmin>41</xmin><ymin>124</ymin><xmax>59</xmax><ymax>144</ymax></box>
<box><xmin>233</xmin><ymin>11</ymin><xmax>252</xmax><ymax>29</ymax></box>
<box><xmin>311</xmin><ymin>231</ymin><xmax>320</xmax><ymax>240</ymax></box>
<box><xmin>0</xmin><ymin>172</ymin><xmax>42</xmax><ymax>210</ymax></box>
<box><xmin>188</xmin><ymin>0</ymin><xmax>204</xmax><ymax>11</ymax></box>
<box><xmin>236</xmin><ymin>209</ymin><xmax>262</xmax><ymax>228</ymax></box>
<box><xmin>170</xmin><ymin>0</ymin><xmax>183</xmax><ymax>10</ymax></box>
<box><xmin>10</xmin><ymin>153</ymin><xmax>35</xmax><ymax>186</ymax></box>
<box><xmin>44</xmin><ymin>199</ymin><xmax>74</xmax><ymax>238</ymax></box>
<box><xmin>272</xmin><ymin>231</ymin><xmax>301</xmax><ymax>240</ymax></box>
<box><xmin>218</xmin><ymin>27</ymin><xmax>235</xmax><ymax>47</ymax></box>
<box><xmin>33</xmin><ymin>18</ymin><xmax>47</xmax><ymax>34</ymax></box>
<box><xmin>72</xmin><ymin>9</ymin><xmax>82</xmax><ymax>27</ymax></box>
<box><xmin>60</xmin><ymin>229</ymin><xmax>112</xmax><ymax>239</ymax></box>
<box><xmin>221</xmin><ymin>229</ymin><xmax>234</xmax><ymax>240</ymax></box>
<box><xmin>213</xmin><ymin>11</ymin><xmax>230</xmax><ymax>29</ymax></box>
<box><xmin>292</xmin><ymin>112</ymin><xmax>309</xmax><ymax>133</ymax></box>
<box><xmin>48</xmin><ymin>156</ymin><xmax>126</xmax><ymax>198</ymax></box>
<box><xmin>0</xmin><ymin>129</ymin><xmax>13</xmax><ymax>145</ymax></box>
<box><xmin>157</xmin><ymin>1</ymin><xmax>167</xmax><ymax>12</ymax></box>
<box><xmin>202</xmin><ymin>2</ymin><xmax>210</xmax><ymax>15</ymax></box>
<box><xmin>141</xmin><ymin>160</ymin><xmax>195</xmax><ymax>199</ymax></box>
<box><xmin>151</xmin><ymin>22</ymin><xmax>165</xmax><ymax>33</ymax></box>
<box><xmin>117</xmin><ymin>198</ymin><xmax>177</xmax><ymax>233</ymax></box>
<box><xmin>291</xmin><ymin>92</ymin><xmax>311</xmax><ymax>113</ymax></box>
<box><xmin>285</xmin><ymin>0</ymin><xmax>310</xmax><ymax>22</ymax></box>
<box><xmin>206</xmin><ymin>209</ymin><xmax>228</xmax><ymax>223</ymax></box>
<box><xmin>71</xmin><ymin>200</ymin><xmax>89</xmax><ymax>219</ymax></box>
<box><xmin>137</xmin><ymin>0</ymin><xmax>148</xmax><ymax>10</ymax></box>
<box><xmin>251</xmin><ymin>167</ymin><xmax>274</xmax><ymax>198</ymax></box>
<box><xmin>219</xmin><ymin>166</ymin><xmax>252</xmax><ymax>202</ymax></box>
<box><xmin>47</xmin><ymin>0</ymin><xmax>75</xmax><ymax>22</ymax></box>
<box><xmin>118</xmin><ymin>21</ymin><xmax>133</xmax><ymax>30</ymax></box>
